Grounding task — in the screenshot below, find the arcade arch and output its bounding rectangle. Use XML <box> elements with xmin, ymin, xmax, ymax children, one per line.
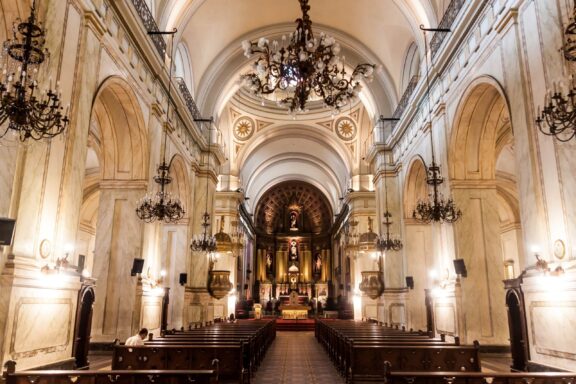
<box><xmin>448</xmin><ymin>79</ymin><xmax>523</xmax><ymax>345</ymax></box>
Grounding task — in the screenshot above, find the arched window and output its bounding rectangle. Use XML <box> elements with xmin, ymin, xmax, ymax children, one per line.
<box><xmin>144</xmin><ymin>0</ymin><xmax>156</xmax><ymax>19</ymax></box>
<box><xmin>173</xmin><ymin>43</ymin><xmax>194</xmax><ymax>97</ymax></box>
<box><xmin>400</xmin><ymin>42</ymin><xmax>420</xmax><ymax>93</ymax></box>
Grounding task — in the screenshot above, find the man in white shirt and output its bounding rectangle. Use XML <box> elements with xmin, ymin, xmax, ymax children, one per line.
<box><xmin>125</xmin><ymin>328</ymin><xmax>148</xmax><ymax>346</ymax></box>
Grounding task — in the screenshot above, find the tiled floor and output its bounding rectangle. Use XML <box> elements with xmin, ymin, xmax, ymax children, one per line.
<box><xmin>253</xmin><ymin>331</ymin><xmax>345</xmax><ymax>384</ymax></box>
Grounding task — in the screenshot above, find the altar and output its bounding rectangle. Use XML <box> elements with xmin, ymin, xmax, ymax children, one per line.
<box><xmin>279</xmin><ymin>305</ymin><xmax>309</xmax><ymax>319</ymax></box>
<box><xmin>279</xmin><ymin>291</ymin><xmax>309</xmax><ymax>319</ymax></box>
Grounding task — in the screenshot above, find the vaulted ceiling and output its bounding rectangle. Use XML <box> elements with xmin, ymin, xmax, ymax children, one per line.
<box><xmin>147</xmin><ymin>0</ymin><xmax>450</xmax><ymax>216</ymax></box>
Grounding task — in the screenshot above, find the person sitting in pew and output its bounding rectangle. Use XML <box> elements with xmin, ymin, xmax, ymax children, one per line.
<box><xmin>125</xmin><ymin>328</ymin><xmax>148</xmax><ymax>346</ymax></box>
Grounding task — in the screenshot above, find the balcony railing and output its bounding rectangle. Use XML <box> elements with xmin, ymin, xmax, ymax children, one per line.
<box><xmin>175</xmin><ymin>77</ymin><xmax>202</xmax><ymax>122</ymax></box>
<box><xmin>392</xmin><ymin>75</ymin><xmax>420</xmax><ymax>128</ymax></box>
<box><xmin>130</xmin><ymin>0</ymin><xmax>166</xmax><ymax>57</ymax></box>
<box><xmin>430</xmin><ymin>0</ymin><xmax>466</xmax><ymax>58</ymax></box>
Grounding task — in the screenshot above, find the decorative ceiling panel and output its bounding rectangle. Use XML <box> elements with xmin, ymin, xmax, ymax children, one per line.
<box><xmin>255</xmin><ymin>181</ymin><xmax>333</xmax><ymax>235</ymax></box>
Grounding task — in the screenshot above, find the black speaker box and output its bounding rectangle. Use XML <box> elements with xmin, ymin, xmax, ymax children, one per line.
<box><xmin>453</xmin><ymin>259</ymin><xmax>467</xmax><ymax>278</ymax></box>
<box><xmin>77</xmin><ymin>254</ymin><xmax>86</xmax><ymax>272</ymax></box>
<box><xmin>179</xmin><ymin>273</ymin><xmax>187</xmax><ymax>286</ymax></box>
<box><xmin>406</xmin><ymin>276</ymin><xmax>414</xmax><ymax>289</ymax></box>
<box><xmin>131</xmin><ymin>258</ymin><xmax>144</xmax><ymax>276</ymax></box>
<box><xmin>0</xmin><ymin>218</ymin><xmax>16</xmax><ymax>246</ymax></box>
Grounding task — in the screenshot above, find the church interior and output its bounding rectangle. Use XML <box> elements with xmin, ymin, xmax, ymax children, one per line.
<box><xmin>0</xmin><ymin>0</ymin><xmax>575</xmax><ymax>381</ymax></box>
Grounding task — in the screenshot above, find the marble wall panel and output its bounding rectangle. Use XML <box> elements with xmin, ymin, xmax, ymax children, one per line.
<box><xmin>10</xmin><ymin>298</ymin><xmax>72</xmax><ymax>357</ymax></box>
<box><xmin>364</xmin><ymin>303</ymin><xmax>378</xmax><ymax>320</ymax></box>
<box><xmin>435</xmin><ymin>303</ymin><xmax>457</xmax><ymax>336</ymax></box>
<box><xmin>141</xmin><ymin>302</ymin><xmax>161</xmax><ymax>332</ymax></box>
<box><xmin>530</xmin><ymin>302</ymin><xmax>576</xmax><ymax>361</ymax></box>
<box><xmin>389</xmin><ymin>303</ymin><xmax>406</xmax><ymax>325</ymax></box>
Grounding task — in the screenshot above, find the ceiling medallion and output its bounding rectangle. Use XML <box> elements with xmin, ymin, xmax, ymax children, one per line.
<box><xmin>240</xmin><ymin>0</ymin><xmax>375</xmax><ymax>113</ymax></box>
<box><xmin>335</xmin><ymin>117</ymin><xmax>357</xmax><ymax>141</ymax></box>
<box><xmin>233</xmin><ymin>116</ymin><xmax>255</xmax><ymax>141</ymax></box>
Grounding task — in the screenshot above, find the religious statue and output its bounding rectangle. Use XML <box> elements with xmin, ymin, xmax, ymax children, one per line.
<box><xmin>265</xmin><ymin>251</ymin><xmax>273</xmax><ymax>274</ymax></box>
<box><xmin>289</xmin><ymin>239</ymin><xmax>298</xmax><ymax>261</ymax></box>
<box><xmin>313</xmin><ymin>252</ymin><xmax>322</xmax><ymax>273</ymax></box>
<box><xmin>289</xmin><ymin>211</ymin><xmax>298</xmax><ymax>231</ymax></box>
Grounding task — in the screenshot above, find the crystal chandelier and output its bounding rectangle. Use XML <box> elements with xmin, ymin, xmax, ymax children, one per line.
<box><xmin>413</xmin><ymin>26</ymin><xmax>461</xmax><ymax>224</ymax></box>
<box><xmin>240</xmin><ymin>0</ymin><xmax>375</xmax><ymax>113</ymax></box>
<box><xmin>190</xmin><ymin>118</ymin><xmax>217</xmax><ymax>254</ymax></box>
<box><xmin>376</xmin><ymin>162</ymin><xmax>403</xmax><ymax>252</ymax></box>
<box><xmin>0</xmin><ymin>0</ymin><xmax>69</xmax><ymax>142</ymax></box>
<box><xmin>136</xmin><ymin>29</ymin><xmax>185</xmax><ymax>224</ymax></box>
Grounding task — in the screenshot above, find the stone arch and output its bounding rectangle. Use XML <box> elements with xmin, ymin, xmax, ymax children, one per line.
<box><xmin>91</xmin><ymin>77</ymin><xmax>148</xmax><ymax>181</ymax></box>
<box><xmin>403</xmin><ymin>156</ymin><xmax>428</xmax><ymax>219</ymax></box>
<box><xmin>447</xmin><ymin>77</ymin><xmax>522</xmax><ymax>346</ymax></box>
<box><xmin>449</xmin><ymin>77</ymin><xmax>510</xmax><ymax>181</ymax></box>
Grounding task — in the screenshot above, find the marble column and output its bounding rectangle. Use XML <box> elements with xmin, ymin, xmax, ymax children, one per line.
<box><xmin>184</xmin><ymin>160</ymin><xmax>217</xmax><ymax>326</ymax></box>
<box><xmin>90</xmin><ymin>183</ymin><xmax>146</xmax><ymax>342</ymax></box>
<box><xmin>451</xmin><ymin>187</ymin><xmax>508</xmax><ymax>345</ymax></box>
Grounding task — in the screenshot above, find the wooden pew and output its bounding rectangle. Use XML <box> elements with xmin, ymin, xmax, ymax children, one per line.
<box><xmin>113</xmin><ymin>344</ymin><xmax>245</xmax><ymax>383</ymax></box>
<box><xmin>113</xmin><ymin>319</ymin><xmax>276</xmax><ymax>383</ymax></box>
<box><xmin>2</xmin><ymin>360</ymin><xmax>218</xmax><ymax>384</ymax></box>
<box><xmin>315</xmin><ymin>320</ymin><xmax>481</xmax><ymax>383</ymax></box>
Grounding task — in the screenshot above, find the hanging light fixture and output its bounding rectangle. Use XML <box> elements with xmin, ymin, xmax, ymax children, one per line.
<box><xmin>0</xmin><ymin>0</ymin><xmax>69</xmax><ymax>142</ymax></box>
<box><xmin>240</xmin><ymin>0</ymin><xmax>375</xmax><ymax>113</ymax></box>
<box><xmin>412</xmin><ymin>26</ymin><xmax>462</xmax><ymax>224</ymax></box>
<box><xmin>562</xmin><ymin>0</ymin><xmax>576</xmax><ymax>62</ymax></box>
<box><xmin>136</xmin><ymin>29</ymin><xmax>185</xmax><ymax>224</ymax></box>
<box><xmin>190</xmin><ymin>119</ymin><xmax>217</xmax><ymax>254</ymax></box>
<box><xmin>534</xmin><ymin>2</ymin><xmax>576</xmax><ymax>142</ymax></box>
<box><xmin>375</xmin><ymin>162</ymin><xmax>403</xmax><ymax>252</ymax></box>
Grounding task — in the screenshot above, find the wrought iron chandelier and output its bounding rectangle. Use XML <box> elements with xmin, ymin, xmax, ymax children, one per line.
<box><xmin>562</xmin><ymin>0</ymin><xmax>576</xmax><ymax>62</ymax></box>
<box><xmin>413</xmin><ymin>26</ymin><xmax>461</xmax><ymax>224</ymax></box>
<box><xmin>240</xmin><ymin>0</ymin><xmax>375</xmax><ymax>113</ymax></box>
<box><xmin>136</xmin><ymin>160</ymin><xmax>185</xmax><ymax>223</ymax></box>
<box><xmin>535</xmin><ymin>3</ymin><xmax>576</xmax><ymax>142</ymax></box>
<box><xmin>376</xmin><ymin>163</ymin><xmax>403</xmax><ymax>251</ymax></box>
<box><xmin>190</xmin><ymin>119</ymin><xmax>217</xmax><ymax>254</ymax></box>
<box><xmin>136</xmin><ymin>29</ymin><xmax>185</xmax><ymax>224</ymax></box>
<box><xmin>0</xmin><ymin>0</ymin><xmax>69</xmax><ymax>142</ymax></box>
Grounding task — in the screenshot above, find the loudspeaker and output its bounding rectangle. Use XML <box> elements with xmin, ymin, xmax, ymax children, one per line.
<box><xmin>0</xmin><ymin>218</ymin><xmax>16</xmax><ymax>246</ymax></box>
<box><xmin>453</xmin><ymin>259</ymin><xmax>467</xmax><ymax>278</ymax></box>
<box><xmin>77</xmin><ymin>254</ymin><xmax>86</xmax><ymax>273</ymax></box>
<box><xmin>179</xmin><ymin>273</ymin><xmax>187</xmax><ymax>286</ymax></box>
<box><xmin>406</xmin><ymin>276</ymin><xmax>414</xmax><ymax>290</ymax></box>
<box><xmin>131</xmin><ymin>258</ymin><xmax>144</xmax><ymax>276</ymax></box>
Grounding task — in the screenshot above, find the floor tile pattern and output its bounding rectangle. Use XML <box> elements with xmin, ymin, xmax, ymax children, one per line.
<box><xmin>253</xmin><ymin>331</ymin><xmax>344</xmax><ymax>384</ymax></box>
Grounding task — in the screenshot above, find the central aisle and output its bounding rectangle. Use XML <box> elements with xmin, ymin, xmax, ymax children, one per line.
<box><xmin>254</xmin><ymin>331</ymin><xmax>344</xmax><ymax>384</ymax></box>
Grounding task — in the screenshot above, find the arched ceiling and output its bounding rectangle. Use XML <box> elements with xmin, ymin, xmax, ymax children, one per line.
<box><xmin>157</xmin><ymin>0</ymin><xmax>444</xmax><ymax>102</ymax></box>
<box><xmin>255</xmin><ymin>180</ymin><xmax>333</xmax><ymax>235</ymax></box>
<box><xmin>149</xmin><ymin>0</ymin><xmax>449</xmax><ymax>220</ymax></box>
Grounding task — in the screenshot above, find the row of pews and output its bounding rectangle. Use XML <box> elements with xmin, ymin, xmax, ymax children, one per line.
<box><xmin>316</xmin><ymin>319</ymin><xmax>480</xmax><ymax>383</ymax></box>
<box><xmin>2</xmin><ymin>319</ymin><xmax>276</xmax><ymax>384</ymax></box>
<box><xmin>112</xmin><ymin>319</ymin><xmax>276</xmax><ymax>383</ymax></box>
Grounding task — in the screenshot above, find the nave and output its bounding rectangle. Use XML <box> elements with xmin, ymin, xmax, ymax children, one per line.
<box><xmin>253</xmin><ymin>332</ymin><xmax>344</xmax><ymax>384</ymax></box>
<box><xmin>2</xmin><ymin>0</ymin><xmax>576</xmax><ymax>378</ymax></box>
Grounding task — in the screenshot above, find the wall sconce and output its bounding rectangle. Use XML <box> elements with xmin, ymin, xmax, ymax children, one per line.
<box><xmin>504</xmin><ymin>260</ymin><xmax>515</xmax><ymax>280</ymax></box>
<box><xmin>532</xmin><ymin>245</ymin><xmax>549</xmax><ymax>272</ymax></box>
<box><xmin>41</xmin><ymin>244</ymin><xmax>73</xmax><ymax>275</ymax></box>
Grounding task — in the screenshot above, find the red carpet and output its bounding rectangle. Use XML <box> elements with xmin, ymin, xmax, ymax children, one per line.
<box><xmin>276</xmin><ymin>318</ymin><xmax>316</xmax><ymax>331</ymax></box>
